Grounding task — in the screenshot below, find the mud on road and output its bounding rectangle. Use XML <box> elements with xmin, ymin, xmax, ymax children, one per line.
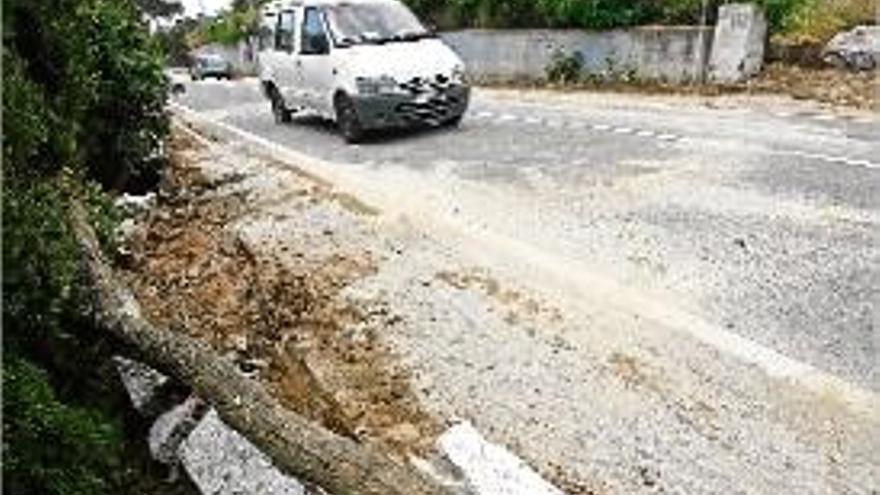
<box><xmin>124</xmin><ymin>128</ymin><xmax>441</xmax><ymax>458</ymax></box>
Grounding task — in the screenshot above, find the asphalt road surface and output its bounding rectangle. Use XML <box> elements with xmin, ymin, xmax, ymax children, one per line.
<box><xmin>172</xmin><ymin>78</ymin><xmax>879</xmax><ymax>494</ymax></box>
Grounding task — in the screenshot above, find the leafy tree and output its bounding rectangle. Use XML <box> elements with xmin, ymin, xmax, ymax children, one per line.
<box><xmin>403</xmin><ymin>0</ymin><xmax>818</xmax><ymax>32</ymax></box>
<box><xmin>135</xmin><ymin>0</ymin><xmax>184</xmax><ymax>18</ymax></box>
<box><xmin>3</xmin><ymin>0</ymin><xmax>179</xmax><ymax>493</ymax></box>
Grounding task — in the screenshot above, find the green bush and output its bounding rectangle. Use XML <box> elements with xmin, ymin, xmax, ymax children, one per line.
<box><xmin>546</xmin><ymin>50</ymin><xmax>584</xmax><ymax>83</ymax></box>
<box><xmin>3</xmin><ymin>0</ymin><xmax>174</xmax><ymax>492</ymax></box>
<box><xmin>3</xmin><ymin>0</ymin><xmax>168</xmax><ymax>190</ymax></box>
<box><xmin>3</xmin><ymin>357</ymin><xmax>122</xmax><ymax>495</ymax></box>
<box><xmin>405</xmin><ymin>0</ymin><xmax>816</xmax><ymax>33</ymax></box>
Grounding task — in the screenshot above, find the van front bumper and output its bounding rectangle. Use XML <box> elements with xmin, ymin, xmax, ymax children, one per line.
<box><xmin>350</xmin><ymin>85</ymin><xmax>470</xmax><ymax>130</ymax></box>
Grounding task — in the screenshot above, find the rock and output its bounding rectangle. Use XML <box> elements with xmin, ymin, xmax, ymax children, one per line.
<box><xmin>114</xmin><ymin>356</ymin><xmax>170</xmax><ymax>416</ymax></box>
<box><xmin>115</xmin><ymin>192</ymin><xmax>157</xmax><ymax>216</ymax></box>
<box><xmin>149</xmin><ymin>396</ymin><xmax>207</xmax><ymax>467</ymax></box>
<box><xmin>823</xmin><ymin>26</ymin><xmax>880</xmax><ymax>71</ymax></box>
<box><xmin>179</xmin><ymin>409</ymin><xmax>312</xmax><ymax>495</ymax></box>
<box><xmin>438</xmin><ymin>421</ymin><xmax>565</xmax><ymax>495</ymax></box>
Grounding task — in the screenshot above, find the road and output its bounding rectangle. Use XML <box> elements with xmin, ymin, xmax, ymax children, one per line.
<box><xmin>172</xmin><ymin>79</ymin><xmax>879</xmax><ymax>494</ymax></box>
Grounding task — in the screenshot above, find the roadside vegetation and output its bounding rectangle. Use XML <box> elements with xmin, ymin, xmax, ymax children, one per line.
<box><xmin>189</xmin><ymin>0</ymin><xmax>265</xmax><ymax>46</ymax></box>
<box><xmin>185</xmin><ymin>0</ymin><xmax>873</xmax><ymax>60</ymax></box>
<box><xmin>405</xmin><ymin>0</ymin><xmax>873</xmax><ymax>41</ymax></box>
<box><xmin>2</xmin><ymin>0</ymin><xmax>196</xmax><ymax>493</ymax></box>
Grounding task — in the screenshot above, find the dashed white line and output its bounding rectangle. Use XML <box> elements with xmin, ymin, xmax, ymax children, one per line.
<box><xmin>657</xmin><ymin>134</ymin><xmax>679</xmax><ymax>141</ymax></box>
<box><xmin>592</xmin><ymin>123</ymin><xmax>611</xmax><ymax>131</ymax></box>
<box><xmin>772</xmin><ymin>149</ymin><xmax>880</xmax><ymax>169</ymax></box>
<box><xmin>636</xmin><ymin>130</ymin><xmax>655</xmax><ymax>137</ymax></box>
<box><xmin>612</xmin><ymin>127</ymin><xmax>633</xmax><ymax>134</ymax></box>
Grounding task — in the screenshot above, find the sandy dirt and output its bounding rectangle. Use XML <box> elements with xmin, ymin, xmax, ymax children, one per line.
<box><xmin>124</xmin><ymin>128</ymin><xmax>440</xmax><ymax>458</ymax></box>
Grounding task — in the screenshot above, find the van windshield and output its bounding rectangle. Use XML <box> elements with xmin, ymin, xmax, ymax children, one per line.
<box><xmin>324</xmin><ymin>1</ymin><xmax>434</xmax><ymax>46</ymax></box>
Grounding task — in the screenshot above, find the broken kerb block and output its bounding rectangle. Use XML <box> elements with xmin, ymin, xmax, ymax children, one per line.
<box><xmin>149</xmin><ymin>396</ymin><xmax>208</xmax><ymax>471</ymax></box>
<box><xmin>438</xmin><ymin>421</ymin><xmax>566</xmax><ymax>495</ymax></box>
<box><xmin>179</xmin><ymin>409</ymin><xmax>312</xmax><ymax>495</ymax></box>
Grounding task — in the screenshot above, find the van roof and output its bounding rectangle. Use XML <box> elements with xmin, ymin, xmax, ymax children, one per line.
<box><xmin>263</xmin><ymin>0</ymin><xmax>399</xmax><ymax>14</ymax></box>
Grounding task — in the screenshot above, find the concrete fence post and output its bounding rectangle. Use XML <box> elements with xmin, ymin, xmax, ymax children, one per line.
<box><xmin>708</xmin><ymin>3</ymin><xmax>768</xmax><ymax>83</ymax></box>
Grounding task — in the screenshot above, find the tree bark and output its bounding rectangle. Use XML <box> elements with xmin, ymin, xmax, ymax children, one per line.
<box><xmin>70</xmin><ymin>202</ymin><xmax>460</xmax><ymax>495</ymax></box>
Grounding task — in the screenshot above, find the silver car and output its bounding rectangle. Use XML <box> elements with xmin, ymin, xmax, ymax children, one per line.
<box><xmin>190</xmin><ymin>54</ymin><xmax>232</xmax><ymax>80</ymax></box>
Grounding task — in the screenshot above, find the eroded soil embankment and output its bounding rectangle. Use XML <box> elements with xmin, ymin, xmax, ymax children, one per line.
<box><xmin>122</xmin><ymin>128</ymin><xmax>441</xmax><ymax>458</ymax></box>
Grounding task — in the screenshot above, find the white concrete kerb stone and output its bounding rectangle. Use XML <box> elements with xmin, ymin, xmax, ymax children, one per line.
<box><xmin>438</xmin><ymin>421</ymin><xmax>566</xmax><ymax>495</ymax></box>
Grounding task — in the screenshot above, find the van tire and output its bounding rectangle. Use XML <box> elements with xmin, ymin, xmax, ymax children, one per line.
<box><xmin>334</xmin><ymin>94</ymin><xmax>365</xmax><ymax>144</ymax></box>
<box><xmin>270</xmin><ymin>88</ymin><xmax>292</xmax><ymax>124</ymax></box>
<box><xmin>444</xmin><ymin>114</ymin><xmax>464</xmax><ymax>128</ymax></box>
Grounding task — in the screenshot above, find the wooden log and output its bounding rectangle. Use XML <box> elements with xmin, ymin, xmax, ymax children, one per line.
<box><xmin>70</xmin><ymin>202</ymin><xmax>462</xmax><ymax>495</ymax></box>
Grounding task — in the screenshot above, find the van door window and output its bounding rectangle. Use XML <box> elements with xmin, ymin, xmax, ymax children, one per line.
<box><xmin>301</xmin><ymin>7</ymin><xmax>329</xmax><ymax>55</ymax></box>
<box><xmin>275</xmin><ymin>10</ymin><xmax>295</xmax><ymax>51</ymax></box>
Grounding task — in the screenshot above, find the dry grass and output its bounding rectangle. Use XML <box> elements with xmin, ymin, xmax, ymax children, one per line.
<box><xmin>781</xmin><ymin>0</ymin><xmax>877</xmax><ymax>44</ymax></box>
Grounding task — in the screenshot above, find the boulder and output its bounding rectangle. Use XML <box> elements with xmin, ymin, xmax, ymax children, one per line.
<box><xmin>823</xmin><ymin>25</ymin><xmax>880</xmax><ymax>71</ymax></box>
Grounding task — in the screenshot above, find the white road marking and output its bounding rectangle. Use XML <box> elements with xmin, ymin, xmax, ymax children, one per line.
<box><xmin>524</xmin><ymin>116</ymin><xmax>542</xmax><ymax>125</ymax></box>
<box><xmin>851</xmin><ymin>116</ymin><xmax>877</xmax><ymax>125</ymax></box>
<box><xmin>657</xmin><ymin>133</ymin><xmax>679</xmax><ymax>141</ymax></box>
<box><xmin>772</xmin><ymin>149</ymin><xmax>880</xmax><ymax>169</ymax></box>
<box><xmin>636</xmin><ymin>129</ymin><xmax>655</xmax><ymax>137</ymax></box>
<box><xmin>169</xmin><ymin>101</ymin><xmax>880</xmax><ymax>417</ymax></box>
<box><xmin>811</xmin><ymin>113</ymin><xmax>838</xmax><ymax>121</ymax></box>
<box><xmin>612</xmin><ymin>127</ymin><xmax>633</xmax><ymax>134</ymax></box>
<box><xmin>495</xmin><ymin>114</ymin><xmax>519</xmax><ymax>123</ymax></box>
<box><xmin>592</xmin><ymin>123</ymin><xmax>611</xmax><ymax>131</ymax></box>
<box><xmin>545</xmin><ymin>120</ymin><xmax>564</xmax><ymax>128</ymax></box>
<box><xmin>438</xmin><ymin>422</ymin><xmax>565</xmax><ymax>495</ymax></box>
<box><xmin>475</xmin><ymin>111</ymin><xmax>495</xmax><ymax>119</ymax></box>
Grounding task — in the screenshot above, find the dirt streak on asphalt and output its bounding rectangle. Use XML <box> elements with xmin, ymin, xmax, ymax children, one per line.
<box><xmin>124</xmin><ymin>129</ymin><xmax>441</xmax><ymax>458</ymax></box>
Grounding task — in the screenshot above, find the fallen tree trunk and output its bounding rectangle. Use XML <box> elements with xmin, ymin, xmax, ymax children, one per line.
<box><xmin>70</xmin><ymin>201</ymin><xmax>461</xmax><ymax>495</ymax></box>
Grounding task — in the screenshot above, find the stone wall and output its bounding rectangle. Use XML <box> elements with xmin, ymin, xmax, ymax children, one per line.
<box><xmin>442</xmin><ymin>26</ymin><xmax>715</xmax><ymax>83</ymax></box>
<box><xmin>441</xmin><ymin>4</ymin><xmax>767</xmax><ymax>84</ymax></box>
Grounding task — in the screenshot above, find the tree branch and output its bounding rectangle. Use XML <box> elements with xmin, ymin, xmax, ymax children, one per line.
<box><xmin>70</xmin><ymin>201</ymin><xmax>460</xmax><ymax>495</ymax></box>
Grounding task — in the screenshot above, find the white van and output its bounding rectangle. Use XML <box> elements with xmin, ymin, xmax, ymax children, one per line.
<box><xmin>258</xmin><ymin>0</ymin><xmax>470</xmax><ymax>143</ymax></box>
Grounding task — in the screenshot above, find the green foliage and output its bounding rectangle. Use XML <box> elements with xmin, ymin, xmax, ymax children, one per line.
<box><xmin>135</xmin><ymin>0</ymin><xmax>183</xmax><ymax>18</ymax></box>
<box><xmin>546</xmin><ymin>50</ymin><xmax>584</xmax><ymax>83</ymax></box>
<box><xmin>3</xmin><ymin>357</ymin><xmax>122</xmax><ymax>495</ymax></box>
<box><xmin>3</xmin><ymin>0</ymin><xmax>175</xmax><ymax>492</ymax></box>
<box><xmin>194</xmin><ymin>4</ymin><xmax>261</xmax><ymax>46</ymax></box>
<box><xmin>779</xmin><ymin>0</ymin><xmax>875</xmax><ymax>43</ymax></box>
<box><xmin>3</xmin><ymin>0</ymin><xmax>168</xmax><ymax>190</ymax></box>
<box><xmin>405</xmin><ymin>0</ymin><xmax>819</xmax><ymax>32</ymax></box>
<box><xmin>156</xmin><ymin>17</ymin><xmax>201</xmax><ymax>66</ymax></box>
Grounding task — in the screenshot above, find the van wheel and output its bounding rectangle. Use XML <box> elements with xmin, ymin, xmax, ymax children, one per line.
<box><xmin>444</xmin><ymin>114</ymin><xmax>464</xmax><ymax>128</ymax></box>
<box><xmin>271</xmin><ymin>90</ymin><xmax>292</xmax><ymax>124</ymax></box>
<box><xmin>335</xmin><ymin>94</ymin><xmax>365</xmax><ymax>144</ymax></box>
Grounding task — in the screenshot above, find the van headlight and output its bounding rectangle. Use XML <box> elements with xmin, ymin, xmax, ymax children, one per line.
<box><xmin>356</xmin><ymin>75</ymin><xmax>399</xmax><ymax>96</ymax></box>
<box><xmin>451</xmin><ymin>65</ymin><xmax>468</xmax><ymax>85</ymax></box>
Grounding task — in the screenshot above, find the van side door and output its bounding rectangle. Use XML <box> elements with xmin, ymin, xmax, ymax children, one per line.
<box><xmin>272</xmin><ymin>9</ymin><xmax>301</xmax><ymax>108</ymax></box>
<box><xmin>299</xmin><ymin>6</ymin><xmax>335</xmax><ymax>116</ymax></box>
